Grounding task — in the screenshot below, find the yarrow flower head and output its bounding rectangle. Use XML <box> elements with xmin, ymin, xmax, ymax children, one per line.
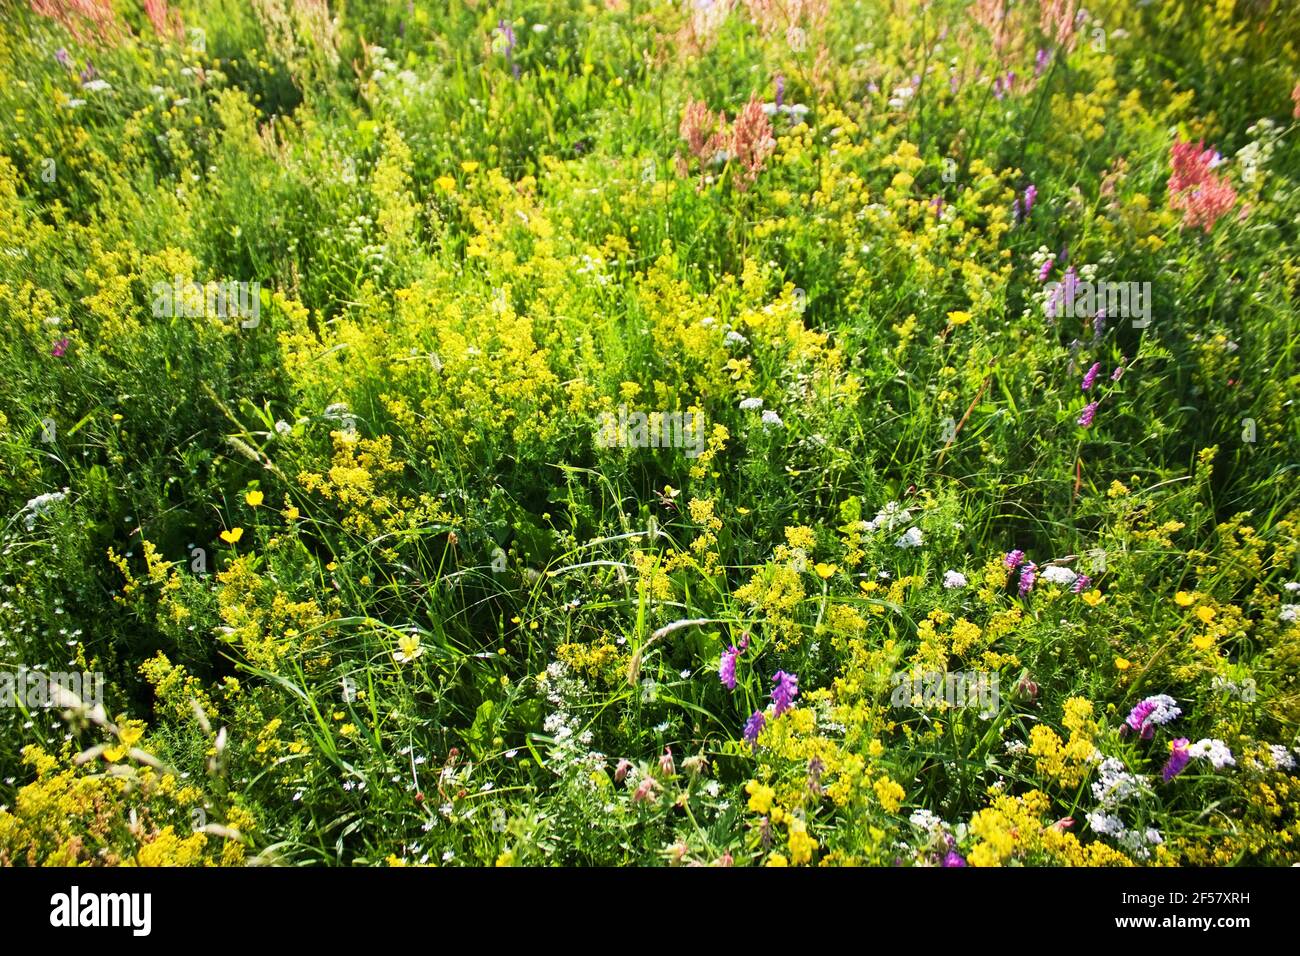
<box><xmin>771</xmin><ymin>671</ymin><xmax>799</xmax><ymax>717</ymax></box>
<box><xmin>1186</xmin><ymin>738</ymin><xmax>1235</xmax><ymax>769</ymax></box>
<box><xmin>719</xmin><ymin>645</ymin><xmax>739</xmax><ymax>690</ymax></box>
<box><xmin>942</xmin><ymin>570</ymin><xmax>968</xmax><ymax>589</ymax></box>
<box><xmin>1124</xmin><ymin>694</ymin><xmax>1181</xmax><ymax>739</ymax></box>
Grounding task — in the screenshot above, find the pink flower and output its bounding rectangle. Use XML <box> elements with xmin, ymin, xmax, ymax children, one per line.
<box><xmin>1168</xmin><ymin>138</ymin><xmax>1238</xmax><ymax>232</ymax></box>
<box><xmin>1078</xmin><ymin>401</ymin><xmax>1098</xmax><ymax>427</ymax></box>
<box><xmin>729</xmin><ymin>93</ymin><xmax>776</xmax><ymax>192</ymax></box>
<box><xmin>1081</xmin><ymin>362</ymin><xmax>1102</xmax><ymax>391</ymax></box>
<box><xmin>51</xmin><ymin>337</ymin><xmax>69</xmax><ymax>358</ymax></box>
<box><xmin>659</xmin><ymin>746</ymin><xmax>676</xmax><ymax>777</ymax></box>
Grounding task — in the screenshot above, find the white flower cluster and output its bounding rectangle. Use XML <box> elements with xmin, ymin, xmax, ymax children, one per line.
<box><xmin>1186</xmin><ymin>738</ymin><xmax>1235</xmax><ymax>769</ymax></box>
<box><xmin>1091</xmin><ymin>757</ymin><xmax>1152</xmax><ymax>808</ymax></box>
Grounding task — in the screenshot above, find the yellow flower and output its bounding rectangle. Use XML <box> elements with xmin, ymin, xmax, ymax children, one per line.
<box><xmin>436</xmin><ymin>175</ymin><xmax>456</xmax><ymax>192</ymax></box>
<box><xmin>765</xmin><ymin>853</ymin><xmax>789</xmax><ymax>867</ymax></box>
<box><xmin>946</xmin><ymin>310</ymin><xmax>972</xmax><ymax>326</ymax></box>
<box><xmin>1114</xmin><ymin>656</ymin><xmax>1132</xmax><ymax>671</ymax></box>
<box><xmin>1081</xmin><ymin>589</ymin><xmax>1104</xmax><ymax>607</ymax></box>
<box><xmin>284</xmin><ymin>506</ymin><xmax>300</xmax><ymax>521</ymax></box>
<box><xmin>746</xmin><ymin>780</ymin><xmax>775</xmax><ymax>815</ymax></box>
<box><xmin>814</xmin><ymin>562</ymin><xmax>837</xmax><ymax>579</ymax></box>
<box><xmin>393</xmin><ymin>633</ymin><xmax>423</xmax><ymax>663</ymax></box>
<box><xmin>461</xmin><ymin>161</ymin><xmax>480</xmax><ymax>173</ymax></box>
<box><xmin>245</xmin><ymin>490</ymin><xmax>264</xmax><ymax>507</ymax></box>
<box><xmin>1192</xmin><ymin>634</ymin><xmax>1214</xmax><ymax>651</ymax></box>
<box><xmin>219</xmin><ymin>527</ymin><xmax>244</xmax><ymax>544</ymax></box>
<box><xmin>1175</xmin><ymin>591</ymin><xmax>1196</xmax><ymax>607</ymax></box>
<box><xmin>1195</xmin><ymin>605</ymin><xmax>1216</xmax><ymax>625</ymax></box>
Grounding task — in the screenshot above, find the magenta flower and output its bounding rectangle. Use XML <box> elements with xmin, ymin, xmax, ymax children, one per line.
<box><xmin>1124</xmin><ymin>695</ymin><xmax>1181</xmax><ymax>739</ymax></box>
<box><xmin>1163</xmin><ymin>738</ymin><xmax>1192</xmax><ymax>781</ymax></box>
<box><xmin>743</xmin><ymin>710</ymin><xmax>766</xmax><ymax>745</ymax></box>
<box><xmin>1081</xmin><ymin>362</ymin><xmax>1102</xmax><ymax>391</ymax></box>
<box><xmin>942</xmin><ymin>850</ymin><xmax>967</xmax><ymax>867</ymax></box>
<box><xmin>1018</xmin><ymin>562</ymin><xmax>1037</xmax><ymax>596</ymax></box>
<box><xmin>1023</xmin><ymin>184</ymin><xmax>1037</xmax><ymax>216</ymax></box>
<box><xmin>1078</xmin><ymin>401</ymin><xmax>1098</xmax><ymax>427</ymax></box>
<box><xmin>1004</xmin><ymin>549</ymin><xmax>1025</xmax><ymax>570</ymax></box>
<box><xmin>771</xmin><ymin>671</ymin><xmax>799</xmax><ymax>717</ymax></box>
<box><xmin>51</xmin><ymin>337</ymin><xmax>69</xmax><ymax>358</ymax></box>
<box><xmin>1111</xmin><ymin>360</ymin><xmax>1125</xmax><ymax>382</ymax></box>
<box><xmin>719</xmin><ymin>645</ymin><xmax>739</xmax><ymax>691</ymax></box>
<box><xmin>1037</xmin><ymin>255</ymin><xmax>1056</xmax><ymax>282</ymax></box>
<box><xmin>1072</xmin><ymin>573</ymin><xmax>1092</xmax><ymax>593</ymax></box>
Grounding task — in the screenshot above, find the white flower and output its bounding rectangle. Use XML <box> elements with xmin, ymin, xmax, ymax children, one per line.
<box><xmin>894</xmin><ymin>526</ymin><xmax>923</xmax><ymax>549</ymax></box>
<box><xmin>1087</xmin><ymin>810</ymin><xmax>1125</xmax><ymax>836</ymax></box>
<box><xmin>942</xmin><ymin>570</ymin><xmax>967</xmax><ymax>589</ymax></box>
<box><xmin>739</xmin><ymin>397</ymin><xmax>764</xmax><ymax>411</ymax></box>
<box><xmin>1283</xmin><ymin>581</ymin><xmax>1300</xmax><ymax>592</ymax></box>
<box><xmin>64</xmin><ymin>98</ymin><xmax>86</xmax><ymax>108</ymax></box>
<box><xmin>1268</xmin><ymin>745</ymin><xmax>1296</xmax><ymax>771</ymax></box>
<box><xmin>724</xmin><ymin>330</ymin><xmax>748</xmax><ymax>346</ymax></box>
<box><xmin>761</xmin><ymin>410</ymin><xmax>783</xmax><ymax>428</ymax></box>
<box><xmin>82</xmin><ymin>79</ymin><xmax>111</xmax><ymax>92</ymax></box>
<box><xmin>1187</xmin><ymin>738</ymin><xmax>1235</xmax><ymax>769</ymax></box>
<box><xmin>909</xmin><ymin>809</ymin><xmax>943</xmax><ymax>832</ymax></box>
<box><xmin>1040</xmin><ymin>565</ymin><xmax>1078</xmax><ymax>586</ymax></box>
<box><xmin>22</xmin><ymin>490</ymin><xmax>68</xmax><ymax>531</ymax></box>
<box><xmin>1279</xmin><ymin>604</ymin><xmax>1299</xmax><ymax>623</ymax></box>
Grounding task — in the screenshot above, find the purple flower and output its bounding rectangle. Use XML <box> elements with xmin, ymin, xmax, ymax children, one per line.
<box><xmin>1111</xmin><ymin>360</ymin><xmax>1125</xmax><ymax>382</ymax></box>
<box><xmin>1035</xmin><ymin>47</ymin><xmax>1052</xmax><ymax>75</ymax></box>
<box><xmin>1018</xmin><ymin>561</ymin><xmax>1037</xmax><ymax>596</ymax></box>
<box><xmin>1072</xmin><ymin>573</ymin><xmax>1092</xmax><ymax>593</ymax></box>
<box><xmin>80</xmin><ymin>61</ymin><xmax>96</xmax><ymax>83</ymax></box>
<box><xmin>1081</xmin><ymin>362</ymin><xmax>1102</xmax><ymax>391</ymax></box>
<box><xmin>55</xmin><ymin>48</ymin><xmax>70</xmax><ymax>68</ymax></box>
<box><xmin>775</xmin><ymin>73</ymin><xmax>785</xmax><ymax>108</ymax></box>
<box><xmin>1023</xmin><ymin>184</ymin><xmax>1037</xmax><ymax>216</ymax></box>
<box><xmin>1078</xmin><ymin>401</ymin><xmax>1098</xmax><ymax>428</ymax></box>
<box><xmin>1037</xmin><ymin>255</ymin><xmax>1056</xmax><ymax>282</ymax></box>
<box><xmin>949</xmin><ymin>74</ymin><xmax>960</xmax><ymax>95</ymax></box>
<box><xmin>1163</xmin><ymin>738</ymin><xmax>1192</xmax><ymax>781</ymax></box>
<box><xmin>1124</xmin><ymin>695</ymin><xmax>1181</xmax><ymax>739</ymax></box>
<box><xmin>51</xmin><ymin>337</ymin><xmax>69</xmax><ymax>358</ymax></box>
<box><xmin>942</xmin><ymin>850</ymin><xmax>967</xmax><ymax>867</ymax></box>
<box><xmin>1004</xmin><ymin>549</ymin><xmax>1025</xmax><ymax>570</ymax></box>
<box><xmin>719</xmin><ymin>645</ymin><xmax>739</xmax><ymax>690</ymax></box>
<box><xmin>771</xmin><ymin>671</ymin><xmax>799</xmax><ymax>717</ymax></box>
<box><xmin>743</xmin><ymin>710</ymin><xmax>766</xmax><ymax>745</ymax></box>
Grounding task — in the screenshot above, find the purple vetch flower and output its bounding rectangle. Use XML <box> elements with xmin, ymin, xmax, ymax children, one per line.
<box><xmin>931</xmin><ymin>196</ymin><xmax>945</xmax><ymax>217</ymax></box>
<box><xmin>1072</xmin><ymin>573</ymin><xmax>1092</xmax><ymax>593</ymax></box>
<box><xmin>1035</xmin><ymin>47</ymin><xmax>1052</xmax><ymax>75</ymax></box>
<box><xmin>1037</xmin><ymin>255</ymin><xmax>1056</xmax><ymax>282</ymax></box>
<box><xmin>771</xmin><ymin>670</ymin><xmax>799</xmax><ymax>717</ymax></box>
<box><xmin>1018</xmin><ymin>561</ymin><xmax>1037</xmax><ymax>596</ymax></box>
<box><xmin>1124</xmin><ymin>694</ymin><xmax>1181</xmax><ymax>739</ymax></box>
<box><xmin>942</xmin><ymin>850</ymin><xmax>967</xmax><ymax>867</ymax></box>
<box><xmin>1004</xmin><ymin>549</ymin><xmax>1026</xmax><ymax>571</ymax></box>
<box><xmin>1023</xmin><ymin>184</ymin><xmax>1037</xmax><ymax>216</ymax></box>
<box><xmin>1078</xmin><ymin>401</ymin><xmax>1099</xmax><ymax>427</ymax></box>
<box><xmin>719</xmin><ymin>645</ymin><xmax>739</xmax><ymax>690</ymax></box>
<box><xmin>743</xmin><ymin>710</ymin><xmax>766</xmax><ymax>745</ymax></box>
<box><xmin>775</xmin><ymin>73</ymin><xmax>785</xmax><ymax>108</ymax></box>
<box><xmin>1111</xmin><ymin>360</ymin><xmax>1126</xmax><ymax>382</ymax></box>
<box><xmin>1162</xmin><ymin>738</ymin><xmax>1192</xmax><ymax>781</ymax></box>
<box><xmin>55</xmin><ymin>48</ymin><xmax>70</xmax><ymax>68</ymax></box>
<box><xmin>1081</xmin><ymin>362</ymin><xmax>1102</xmax><ymax>391</ymax></box>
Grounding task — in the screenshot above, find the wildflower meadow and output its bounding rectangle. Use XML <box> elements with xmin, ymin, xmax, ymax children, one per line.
<box><xmin>2</xmin><ymin>0</ymin><xmax>1300</xmax><ymax>877</ymax></box>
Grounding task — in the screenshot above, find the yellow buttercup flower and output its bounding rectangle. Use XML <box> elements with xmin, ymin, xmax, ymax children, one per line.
<box><xmin>1081</xmin><ymin>589</ymin><xmax>1104</xmax><ymax>607</ymax></box>
<box><xmin>1175</xmin><ymin>591</ymin><xmax>1196</xmax><ymax>607</ymax></box>
<box><xmin>1192</xmin><ymin>634</ymin><xmax>1214</xmax><ymax>651</ymax></box>
<box><xmin>946</xmin><ymin>310</ymin><xmax>972</xmax><ymax>325</ymax></box>
<box><xmin>814</xmin><ymin>562</ymin><xmax>837</xmax><ymax>579</ymax></box>
<box><xmin>436</xmin><ymin>175</ymin><xmax>456</xmax><ymax>192</ymax></box>
<box><xmin>1195</xmin><ymin>605</ymin><xmax>1216</xmax><ymax>625</ymax></box>
<box><xmin>220</xmin><ymin>527</ymin><xmax>244</xmax><ymax>544</ymax></box>
<box><xmin>245</xmin><ymin>490</ymin><xmax>264</xmax><ymax>507</ymax></box>
<box><xmin>1114</xmin><ymin>656</ymin><xmax>1132</xmax><ymax>671</ymax></box>
<box><xmin>393</xmin><ymin>633</ymin><xmax>423</xmax><ymax>663</ymax></box>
